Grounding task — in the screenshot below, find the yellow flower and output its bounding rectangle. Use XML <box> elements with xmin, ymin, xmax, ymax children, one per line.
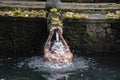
<box><xmin>65</xmin><ymin>12</ymin><xmax>74</xmax><ymax>18</ymax></box>
<box><xmin>51</xmin><ymin>17</ymin><xmax>63</xmax><ymax>26</ymax></box>
<box><xmin>51</xmin><ymin>17</ymin><xmax>59</xmax><ymax>22</ymax></box>
<box><xmin>50</xmin><ymin>8</ymin><xmax>57</xmax><ymax>12</ymax></box>
<box><xmin>73</xmin><ymin>13</ymin><xmax>80</xmax><ymax>19</ymax></box>
<box><xmin>52</xmin><ymin>21</ymin><xmax>58</xmax><ymax>25</ymax></box>
<box><xmin>106</xmin><ymin>12</ymin><xmax>119</xmax><ymax>19</ymax></box>
<box><xmin>115</xmin><ymin>10</ymin><xmax>120</xmax><ymax>15</ymax></box>
<box><xmin>80</xmin><ymin>14</ymin><xmax>88</xmax><ymax>19</ymax></box>
<box><xmin>115</xmin><ymin>10</ymin><xmax>120</xmax><ymax>18</ymax></box>
<box><xmin>24</xmin><ymin>14</ymin><xmax>29</xmax><ymax>17</ymax></box>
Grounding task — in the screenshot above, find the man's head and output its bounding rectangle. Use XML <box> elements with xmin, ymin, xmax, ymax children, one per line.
<box><xmin>51</xmin><ymin>41</ymin><xmax>65</xmax><ymax>54</ymax></box>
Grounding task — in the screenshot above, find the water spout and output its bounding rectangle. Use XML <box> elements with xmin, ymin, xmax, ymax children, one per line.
<box><xmin>46</xmin><ymin>0</ymin><xmax>62</xmax><ymax>9</ymax></box>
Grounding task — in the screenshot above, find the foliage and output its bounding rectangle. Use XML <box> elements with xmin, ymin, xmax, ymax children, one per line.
<box><xmin>106</xmin><ymin>10</ymin><xmax>120</xmax><ymax>19</ymax></box>
<box><xmin>50</xmin><ymin>8</ymin><xmax>58</xmax><ymax>13</ymax></box>
<box><xmin>51</xmin><ymin>17</ymin><xmax>63</xmax><ymax>26</ymax></box>
<box><xmin>63</xmin><ymin>12</ymin><xmax>88</xmax><ymax>19</ymax></box>
<box><xmin>0</xmin><ymin>8</ymin><xmax>46</xmax><ymax>18</ymax></box>
<box><xmin>115</xmin><ymin>10</ymin><xmax>120</xmax><ymax>17</ymax></box>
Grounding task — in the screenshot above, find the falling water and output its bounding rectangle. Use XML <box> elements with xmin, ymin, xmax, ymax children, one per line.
<box><xmin>56</xmin><ymin>31</ymin><xmax>59</xmax><ymax>42</ymax></box>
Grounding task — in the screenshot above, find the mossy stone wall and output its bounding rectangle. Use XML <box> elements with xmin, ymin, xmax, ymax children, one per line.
<box><xmin>0</xmin><ymin>17</ymin><xmax>120</xmax><ymax>57</ymax></box>
<box><xmin>0</xmin><ymin>17</ymin><xmax>47</xmax><ymax>57</ymax></box>
<box><xmin>63</xmin><ymin>20</ymin><xmax>120</xmax><ymax>56</ymax></box>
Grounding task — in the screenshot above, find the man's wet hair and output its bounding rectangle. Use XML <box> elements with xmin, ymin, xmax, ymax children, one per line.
<box><xmin>51</xmin><ymin>41</ymin><xmax>65</xmax><ymax>53</ymax></box>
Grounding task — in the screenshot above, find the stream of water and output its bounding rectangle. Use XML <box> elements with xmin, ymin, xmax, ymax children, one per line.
<box><xmin>56</xmin><ymin>31</ymin><xmax>59</xmax><ymax>42</ymax></box>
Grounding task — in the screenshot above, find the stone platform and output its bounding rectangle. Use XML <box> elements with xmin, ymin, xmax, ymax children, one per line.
<box><xmin>0</xmin><ymin>1</ymin><xmax>120</xmax><ymax>20</ymax></box>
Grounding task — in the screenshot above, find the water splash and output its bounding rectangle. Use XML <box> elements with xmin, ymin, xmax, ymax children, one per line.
<box><xmin>18</xmin><ymin>56</ymin><xmax>95</xmax><ymax>73</ymax></box>
<box><xmin>17</xmin><ymin>56</ymin><xmax>95</xmax><ymax>80</ymax></box>
<box><xmin>0</xmin><ymin>56</ymin><xmax>119</xmax><ymax>80</ymax></box>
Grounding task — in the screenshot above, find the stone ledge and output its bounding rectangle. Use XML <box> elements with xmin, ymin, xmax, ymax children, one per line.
<box><xmin>0</xmin><ymin>16</ymin><xmax>119</xmax><ymax>23</ymax></box>
<box><xmin>63</xmin><ymin>19</ymin><xmax>120</xmax><ymax>23</ymax></box>
<box><xmin>0</xmin><ymin>1</ymin><xmax>120</xmax><ymax>10</ymax></box>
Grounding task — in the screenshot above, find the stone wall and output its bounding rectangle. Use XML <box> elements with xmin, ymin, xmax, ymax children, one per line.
<box><xmin>0</xmin><ymin>17</ymin><xmax>47</xmax><ymax>57</ymax></box>
<box><xmin>63</xmin><ymin>19</ymin><xmax>120</xmax><ymax>56</ymax></box>
<box><xmin>0</xmin><ymin>17</ymin><xmax>120</xmax><ymax>57</ymax></box>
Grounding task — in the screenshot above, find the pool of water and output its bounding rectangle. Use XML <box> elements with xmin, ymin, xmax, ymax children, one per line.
<box><xmin>0</xmin><ymin>55</ymin><xmax>120</xmax><ymax>80</ymax></box>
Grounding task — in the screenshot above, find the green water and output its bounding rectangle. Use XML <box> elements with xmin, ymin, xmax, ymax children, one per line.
<box><xmin>0</xmin><ymin>56</ymin><xmax>120</xmax><ymax>80</ymax></box>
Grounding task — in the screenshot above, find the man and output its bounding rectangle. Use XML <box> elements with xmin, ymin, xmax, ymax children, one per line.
<box><xmin>44</xmin><ymin>27</ymin><xmax>73</xmax><ymax>66</ymax></box>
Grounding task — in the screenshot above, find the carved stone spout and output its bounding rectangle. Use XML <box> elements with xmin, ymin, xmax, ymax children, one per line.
<box><xmin>45</xmin><ymin>0</ymin><xmax>62</xmax><ymax>9</ymax></box>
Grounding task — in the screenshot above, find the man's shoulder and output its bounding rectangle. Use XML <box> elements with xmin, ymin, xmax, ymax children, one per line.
<box><xmin>65</xmin><ymin>49</ymin><xmax>71</xmax><ymax>53</ymax></box>
<box><xmin>44</xmin><ymin>48</ymin><xmax>49</xmax><ymax>53</ymax></box>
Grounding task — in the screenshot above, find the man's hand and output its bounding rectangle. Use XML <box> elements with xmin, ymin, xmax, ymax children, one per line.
<box><xmin>50</xmin><ymin>27</ymin><xmax>56</xmax><ymax>35</ymax></box>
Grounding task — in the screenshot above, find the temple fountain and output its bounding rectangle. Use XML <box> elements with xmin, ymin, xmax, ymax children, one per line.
<box><xmin>0</xmin><ymin>0</ymin><xmax>120</xmax><ymax>80</ymax></box>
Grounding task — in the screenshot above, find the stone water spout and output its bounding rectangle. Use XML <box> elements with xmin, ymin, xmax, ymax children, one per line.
<box><xmin>46</xmin><ymin>0</ymin><xmax>62</xmax><ymax>9</ymax></box>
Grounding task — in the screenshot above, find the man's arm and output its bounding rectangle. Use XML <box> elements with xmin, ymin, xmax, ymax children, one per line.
<box><xmin>44</xmin><ymin>34</ymin><xmax>52</xmax><ymax>59</ymax></box>
<box><xmin>44</xmin><ymin>27</ymin><xmax>56</xmax><ymax>58</ymax></box>
<box><xmin>58</xmin><ymin>27</ymin><xmax>70</xmax><ymax>51</ymax></box>
<box><xmin>58</xmin><ymin>27</ymin><xmax>73</xmax><ymax>63</ymax></box>
<box><xmin>60</xmin><ymin>35</ymin><xmax>70</xmax><ymax>51</ymax></box>
<box><xmin>44</xmin><ymin>27</ymin><xmax>56</xmax><ymax>51</ymax></box>
<box><xmin>44</xmin><ymin>34</ymin><xmax>52</xmax><ymax>52</ymax></box>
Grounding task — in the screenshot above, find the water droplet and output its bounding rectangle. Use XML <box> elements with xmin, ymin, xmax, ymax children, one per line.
<box><xmin>81</xmin><ymin>74</ymin><xmax>84</xmax><ymax>77</ymax></box>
